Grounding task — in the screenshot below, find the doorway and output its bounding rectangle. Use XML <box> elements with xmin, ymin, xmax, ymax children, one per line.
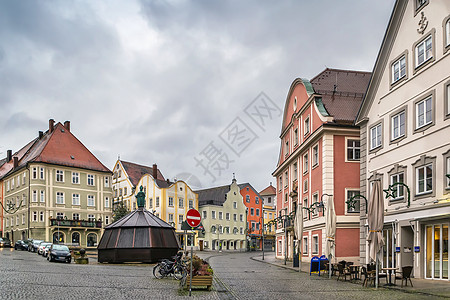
<box><xmin>401</xmin><ymin>226</ymin><xmax>414</xmax><ymax>268</ymax></box>
<box><xmin>425</xmin><ymin>224</ymin><xmax>449</xmax><ymax>280</ymax></box>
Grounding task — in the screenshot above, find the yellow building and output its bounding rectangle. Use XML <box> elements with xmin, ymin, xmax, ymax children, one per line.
<box><xmin>260</xmin><ymin>184</ymin><xmax>277</xmax><ymax>251</ymax></box>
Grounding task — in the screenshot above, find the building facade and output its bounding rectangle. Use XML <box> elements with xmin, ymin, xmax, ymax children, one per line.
<box><xmin>273</xmin><ymin>69</ymin><xmax>370</xmax><ymax>263</ymax></box>
<box><xmin>356</xmin><ymin>0</ymin><xmax>450</xmax><ymax>280</ymax></box>
<box><xmin>239</xmin><ymin>183</ymin><xmax>263</xmax><ymax>250</ymax></box>
<box><xmin>0</xmin><ymin>120</ymin><xmax>113</xmax><ymax>248</ymax></box>
<box><xmin>197</xmin><ymin>179</ymin><xmax>247</xmax><ymax>251</ymax></box>
<box><xmin>260</xmin><ymin>184</ymin><xmax>277</xmax><ymax>251</ymax></box>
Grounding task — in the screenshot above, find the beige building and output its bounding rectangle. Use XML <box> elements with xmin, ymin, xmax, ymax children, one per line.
<box><xmin>0</xmin><ymin>120</ymin><xmax>113</xmax><ymax>248</ymax></box>
<box><xmin>356</xmin><ymin>0</ymin><xmax>450</xmax><ymax>280</ymax></box>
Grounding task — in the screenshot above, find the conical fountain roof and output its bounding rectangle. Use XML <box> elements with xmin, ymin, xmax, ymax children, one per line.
<box><xmin>105</xmin><ymin>207</ymin><xmax>173</xmax><ymax>229</ymax></box>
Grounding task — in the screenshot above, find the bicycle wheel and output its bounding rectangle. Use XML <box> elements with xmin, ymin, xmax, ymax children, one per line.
<box><xmin>153</xmin><ymin>263</ymin><xmax>165</xmax><ymax>279</ymax></box>
<box><xmin>173</xmin><ymin>266</ymin><xmax>186</xmax><ymax>280</ymax></box>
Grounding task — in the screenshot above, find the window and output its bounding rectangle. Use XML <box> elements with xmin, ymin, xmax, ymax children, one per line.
<box><xmin>32</xmin><ymin>167</ymin><xmax>37</xmax><ymax>179</ymax></box>
<box><xmin>415</xmin><ymin>96</ymin><xmax>432</xmax><ymax>129</ymax></box>
<box><xmin>250</xmin><ymin>208</ymin><xmax>254</xmax><ymax>216</ymax></box>
<box><xmin>88</xmin><ymin>195</ymin><xmax>95</xmax><ymax>207</ymax></box>
<box><xmin>268</xmin><ymin>197</ymin><xmax>271</xmax><ymax>203</ymax></box>
<box><xmin>104</xmin><ymin>176</ymin><xmax>110</xmax><ymax>187</ymax></box>
<box><xmin>178</xmin><ymin>214</ymin><xmax>183</xmax><ymax>224</ymax></box>
<box><xmin>105</xmin><ymin>197</ymin><xmax>110</xmax><ymax>208</ymax></box>
<box><xmin>303</xmin><ymin>179</ymin><xmax>308</xmax><ymax>193</ymax></box>
<box><xmin>40</xmin><ymin>167</ymin><xmax>45</xmax><ymax>180</ymax></box>
<box><xmin>168</xmin><ymin>214</ymin><xmax>174</xmax><ymax>223</ymax></box>
<box><xmin>303</xmin><ymin>237</ymin><xmax>308</xmax><ymax>254</ymax></box>
<box><xmin>255</xmin><ymin>197</ymin><xmax>259</xmax><ymax>204</ymax></box>
<box><xmin>71</xmin><ymin>172</ymin><xmax>79</xmax><ymax>184</ymax></box>
<box><xmin>56</xmin><ymin>192</ymin><xmax>64</xmax><ymax>204</ymax></box>
<box><xmin>22</xmin><ymin>214</ymin><xmax>25</xmax><ymax>224</ymax></box>
<box><xmin>294</xmin><ymin>128</ymin><xmax>298</xmax><ymax>145</ymax></box>
<box><xmin>391</xmin><ymin>111</ymin><xmax>406</xmax><ymax>140</ymax></box>
<box><xmin>56</xmin><ymin>212</ymin><xmax>64</xmax><ymax>220</ymax></box>
<box><xmin>203</xmin><ymin>211</ymin><xmax>207</xmax><ymax>219</ymax></box>
<box><xmin>312</xmin><ymin>145</ymin><xmax>319</xmax><ymax>166</ymax></box>
<box><xmin>391</xmin><ymin>55</ymin><xmax>406</xmax><ymax>83</ymax></box>
<box><xmin>446</xmin><ymin>83</ymin><xmax>450</xmax><ymax>117</ymax></box>
<box><xmin>212</xmin><ymin>211</ymin><xmax>216</xmax><ymax>219</ymax></box>
<box><xmin>279</xmin><ymin>176</ymin><xmax>282</xmax><ymax>191</ymax></box>
<box><xmin>73</xmin><ymin>213</ymin><xmax>80</xmax><ymax>220</ymax></box>
<box><xmin>347</xmin><ymin>139</ymin><xmax>360</xmax><ymax>161</ymax></box>
<box><xmin>6</xmin><ymin>181</ymin><xmax>9</xmax><ymax>192</ymax></box>
<box><xmin>168</xmin><ymin>197</ymin><xmax>174</xmax><ymax>207</ymax></box>
<box><xmin>370</xmin><ymin>123</ymin><xmax>382</xmax><ymax>150</ymax></box>
<box><xmin>32</xmin><ymin>211</ymin><xmax>37</xmax><ymax>222</ymax></box>
<box><xmin>285</xmin><ymin>193</ymin><xmax>288</xmax><ymax>202</ymax></box>
<box><xmin>256</xmin><ymin>223</ymin><xmax>260</xmax><ymax>231</ymax></box>
<box><xmin>226</xmin><ymin>213</ymin><xmax>230</xmax><ymax>220</ymax></box>
<box><xmin>256</xmin><ymin>209</ymin><xmax>260</xmax><ymax>217</ymax></box>
<box><xmin>415</xmin><ymin>34</ymin><xmax>433</xmax><ymax>68</ymax></box>
<box><xmin>416</xmin><ymin>164</ymin><xmax>433</xmax><ymax>195</ymax></box>
<box><xmin>390</xmin><ymin>173</ymin><xmax>405</xmax><ymax>200</ymax></box>
<box><xmin>312</xmin><ymin>193</ymin><xmax>319</xmax><ymax>216</ymax></box>
<box><xmin>240</xmin><ymin>214</ymin><xmax>243</xmax><ymax>222</ymax></box>
<box><xmin>72</xmin><ymin>194</ymin><xmax>80</xmax><ymax>206</ymax></box>
<box><xmin>11</xmin><ymin>177</ymin><xmax>14</xmax><ymax>189</ymax></box>
<box><xmin>252</xmin><ymin>222</ymin><xmax>255</xmax><ymax>231</ymax></box>
<box><xmin>304</xmin><ymin>117</ymin><xmax>310</xmax><ymax>135</ymax></box>
<box><xmin>156</xmin><ymin>197</ymin><xmax>160</xmax><ymax>207</ymax></box>
<box><xmin>312</xmin><ymin>235</ymin><xmax>319</xmax><ymax>254</ymax></box>
<box><xmin>124</xmin><ymin>187</ymin><xmax>127</xmax><ymax>195</ymax></box>
<box><xmin>446</xmin><ymin>156</ymin><xmax>450</xmax><ymax>189</ymax></box>
<box><xmin>189</xmin><ymin>200</ymin><xmax>193</xmax><ymax>209</ymax></box>
<box><xmin>16</xmin><ymin>215</ymin><xmax>19</xmax><ymax>225</ymax></box>
<box><xmin>347</xmin><ymin>190</ymin><xmax>360</xmax><ymax>213</ymax></box>
<box><xmin>32</xmin><ymin>190</ymin><xmax>37</xmax><ymax>202</ymax></box>
<box><xmin>233</xmin><ymin>201</ymin><xmax>237</xmax><ymax>209</ymax></box>
<box><xmin>219</xmin><ymin>211</ymin><xmax>223</xmax><ymax>220</ymax></box>
<box><xmin>303</xmin><ymin>198</ymin><xmax>308</xmax><ymax>219</ymax></box>
<box><xmin>284</xmin><ymin>172</ymin><xmax>288</xmax><ymax>186</ymax></box>
<box><xmin>178</xmin><ymin>197</ymin><xmax>184</xmax><ymax>208</ymax></box>
<box><xmin>240</xmin><ymin>227</ymin><xmax>244</xmax><ymax>235</ymax></box>
<box><xmin>149</xmin><ymin>198</ymin><xmax>153</xmax><ymax>208</ymax></box>
<box><xmin>246</xmin><ymin>195</ymin><xmax>250</xmax><ymax>203</ymax></box>
<box><xmin>56</xmin><ymin>170</ymin><xmax>64</xmax><ymax>182</ymax></box>
<box><xmin>303</xmin><ymin>153</ymin><xmax>309</xmax><ymax>173</ymax></box>
<box><xmin>285</xmin><ymin>140</ymin><xmax>289</xmax><ymax>156</ymax></box>
<box><xmin>293</xmin><ymin>163</ymin><xmax>298</xmax><ymax>181</ymax></box>
<box><xmin>446</xmin><ymin>18</ymin><xmax>450</xmax><ymax>49</ymax></box>
<box><xmin>22</xmin><ymin>173</ymin><xmax>26</xmax><ymax>185</ymax></box>
<box><xmin>105</xmin><ymin>216</ymin><xmax>110</xmax><ymax>225</ymax></box>
<box><xmin>233</xmin><ymin>214</ymin><xmax>237</xmax><ymax>221</ymax></box>
<box><xmin>40</xmin><ymin>190</ymin><xmax>45</xmax><ymax>203</ymax></box>
<box><xmin>39</xmin><ymin>211</ymin><xmax>44</xmax><ymax>222</ymax></box>
<box><xmin>88</xmin><ymin>214</ymin><xmax>95</xmax><ymax>222</ymax></box>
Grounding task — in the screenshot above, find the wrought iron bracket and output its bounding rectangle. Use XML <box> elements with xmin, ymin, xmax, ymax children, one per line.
<box><xmin>383</xmin><ymin>182</ymin><xmax>411</xmax><ymax>208</ymax></box>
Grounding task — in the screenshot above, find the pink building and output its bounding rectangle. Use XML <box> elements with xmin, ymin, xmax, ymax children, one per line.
<box><xmin>273</xmin><ymin>68</ymin><xmax>370</xmax><ymax>264</ymax></box>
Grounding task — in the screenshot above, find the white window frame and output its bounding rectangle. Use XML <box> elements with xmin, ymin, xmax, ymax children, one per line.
<box><xmin>390</xmin><ymin>173</ymin><xmax>405</xmax><ymax>200</ymax></box>
<box><xmin>203</xmin><ymin>211</ymin><xmax>207</xmax><ymax>219</ymax></box>
<box><xmin>39</xmin><ymin>211</ymin><xmax>44</xmax><ymax>222</ymax></box>
<box><xmin>370</xmin><ymin>123</ymin><xmax>382</xmax><ymax>150</ymax></box>
<box><xmin>32</xmin><ymin>211</ymin><xmax>38</xmax><ymax>222</ymax></box>
<box><xmin>304</xmin><ymin>116</ymin><xmax>310</xmax><ymax>136</ymax></box>
<box><xmin>303</xmin><ymin>236</ymin><xmax>308</xmax><ymax>254</ymax></box>
<box><xmin>416</xmin><ymin>96</ymin><xmax>432</xmax><ymax>129</ymax></box>
<box><xmin>72</xmin><ymin>172</ymin><xmax>79</xmax><ymax>184</ymax></box>
<box><xmin>178</xmin><ymin>197</ymin><xmax>184</xmax><ymax>208</ymax></box>
<box><xmin>40</xmin><ymin>167</ymin><xmax>45</xmax><ymax>180</ymax></box>
<box><xmin>294</xmin><ymin>128</ymin><xmax>298</xmax><ymax>146</ymax></box>
<box><xmin>40</xmin><ymin>190</ymin><xmax>45</xmax><ymax>203</ymax></box>
<box><xmin>168</xmin><ymin>197</ymin><xmax>174</xmax><ymax>207</ymax></box>
<box><xmin>346</xmin><ymin>138</ymin><xmax>360</xmax><ymax>161</ymax></box>
<box><xmin>447</xmin><ymin>157</ymin><xmax>450</xmax><ymax>189</ymax></box>
<box><xmin>56</xmin><ymin>170</ymin><xmax>64</xmax><ymax>182</ymax></box>
<box><xmin>212</xmin><ymin>210</ymin><xmax>216</xmax><ymax>219</ymax></box>
<box><xmin>415</xmin><ymin>35</ymin><xmax>432</xmax><ymax>67</ymax></box>
<box><xmin>303</xmin><ymin>153</ymin><xmax>309</xmax><ymax>174</ymax></box>
<box><xmin>391</xmin><ymin>56</ymin><xmax>406</xmax><ymax>83</ymax></box>
<box><xmin>293</xmin><ymin>163</ymin><xmax>298</xmax><ymax>181</ymax></box>
<box><xmin>87</xmin><ymin>174</ymin><xmax>94</xmax><ymax>186</ymax></box>
<box><xmin>32</xmin><ymin>190</ymin><xmax>37</xmax><ymax>202</ymax></box>
<box><xmin>312</xmin><ymin>193</ymin><xmax>319</xmax><ymax>217</ymax></box>
<box><xmin>346</xmin><ymin>189</ymin><xmax>360</xmax><ymax>213</ymax></box>
<box><xmin>416</xmin><ymin>164</ymin><xmax>433</xmax><ymax>195</ymax></box>
<box><xmin>73</xmin><ymin>213</ymin><xmax>80</xmax><ymax>220</ymax></box>
<box><xmin>105</xmin><ymin>216</ymin><xmax>110</xmax><ymax>225</ymax></box>
<box><xmin>56</xmin><ymin>192</ymin><xmax>64</xmax><ymax>204</ymax></box>
<box><xmin>105</xmin><ymin>197</ymin><xmax>110</xmax><ymax>208</ymax></box>
<box><xmin>312</xmin><ymin>235</ymin><xmax>319</xmax><ymax>254</ymax></box>
<box><xmin>104</xmin><ymin>176</ymin><xmax>110</xmax><ymax>187</ymax></box>
<box><xmin>391</xmin><ymin>111</ymin><xmax>406</xmax><ymax>140</ymax></box>
<box><xmin>72</xmin><ymin>194</ymin><xmax>80</xmax><ymax>206</ymax></box>
<box><xmin>87</xmin><ymin>195</ymin><xmax>95</xmax><ymax>207</ymax></box>
<box><xmin>32</xmin><ymin>167</ymin><xmax>37</xmax><ymax>179</ymax></box>
<box><xmin>312</xmin><ymin>144</ymin><xmax>319</xmax><ymax>167</ymax></box>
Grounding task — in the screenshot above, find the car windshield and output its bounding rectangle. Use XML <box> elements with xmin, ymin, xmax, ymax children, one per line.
<box><xmin>53</xmin><ymin>245</ymin><xmax>69</xmax><ymax>251</ymax></box>
<box><xmin>33</xmin><ymin>240</ymin><xmax>43</xmax><ymax>245</ymax></box>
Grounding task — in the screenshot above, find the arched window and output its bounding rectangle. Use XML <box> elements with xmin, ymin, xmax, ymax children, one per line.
<box><xmin>87</xmin><ymin>233</ymin><xmax>97</xmax><ymax>247</ymax></box>
<box><xmin>53</xmin><ymin>232</ymin><xmax>65</xmax><ymax>244</ymax></box>
<box><xmin>72</xmin><ymin>232</ymin><xmax>80</xmax><ymax>245</ymax></box>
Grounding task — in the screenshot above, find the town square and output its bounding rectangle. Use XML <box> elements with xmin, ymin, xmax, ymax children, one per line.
<box><xmin>0</xmin><ymin>0</ymin><xmax>449</xmax><ymax>299</ymax></box>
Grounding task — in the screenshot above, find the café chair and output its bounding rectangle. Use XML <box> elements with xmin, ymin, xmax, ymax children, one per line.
<box><xmin>394</xmin><ymin>266</ymin><xmax>414</xmax><ymax>287</ymax></box>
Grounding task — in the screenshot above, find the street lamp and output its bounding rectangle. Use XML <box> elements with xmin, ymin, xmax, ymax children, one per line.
<box><xmin>383</xmin><ymin>182</ymin><xmax>411</xmax><ymax>208</ymax></box>
<box><xmin>346</xmin><ymin>194</ymin><xmax>368</xmax><ymax>214</ymax></box>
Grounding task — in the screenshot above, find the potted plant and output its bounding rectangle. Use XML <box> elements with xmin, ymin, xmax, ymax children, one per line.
<box><xmin>184</xmin><ymin>255</ymin><xmax>213</xmax><ymax>290</ymax></box>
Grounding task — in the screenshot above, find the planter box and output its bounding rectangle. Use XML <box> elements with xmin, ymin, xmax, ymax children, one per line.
<box><xmin>184</xmin><ymin>275</ymin><xmax>213</xmax><ymax>291</ymax></box>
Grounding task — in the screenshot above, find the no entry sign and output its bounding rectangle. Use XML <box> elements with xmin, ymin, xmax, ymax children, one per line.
<box><xmin>186</xmin><ymin>209</ymin><xmax>201</xmax><ymax>228</ymax></box>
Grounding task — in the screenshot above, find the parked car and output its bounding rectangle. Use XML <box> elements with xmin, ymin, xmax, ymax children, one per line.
<box><xmin>29</xmin><ymin>240</ymin><xmax>43</xmax><ymax>253</ymax></box>
<box><xmin>42</xmin><ymin>244</ymin><xmax>52</xmax><ymax>258</ymax></box>
<box><xmin>14</xmin><ymin>240</ymin><xmax>28</xmax><ymax>250</ymax></box>
<box><xmin>26</xmin><ymin>239</ymin><xmax>34</xmax><ymax>251</ymax></box>
<box><xmin>0</xmin><ymin>237</ymin><xmax>11</xmax><ymax>248</ymax></box>
<box><xmin>47</xmin><ymin>244</ymin><xmax>71</xmax><ymax>263</ymax></box>
<box><xmin>37</xmin><ymin>242</ymin><xmax>52</xmax><ymax>255</ymax></box>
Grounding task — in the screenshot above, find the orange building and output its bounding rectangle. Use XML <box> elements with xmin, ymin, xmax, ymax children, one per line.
<box><xmin>239</xmin><ymin>183</ymin><xmax>263</xmax><ymax>250</ymax></box>
<box><xmin>272</xmin><ymin>68</ymin><xmax>370</xmax><ymax>264</ymax></box>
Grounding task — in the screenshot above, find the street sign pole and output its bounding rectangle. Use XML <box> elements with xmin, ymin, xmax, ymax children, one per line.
<box><xmin>189</xmin><ymin>227</ymin><xmax>193</xmax><ymax>297</ymax></box>
<box><xmin>185</xmin><ymin>209</ymin><xmax>201</xmax><ymax>297</ymax></box>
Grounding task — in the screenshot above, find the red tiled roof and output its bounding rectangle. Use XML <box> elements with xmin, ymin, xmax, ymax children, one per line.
<box><xmin>310</xmin><ymin>68</ymin><xmax>371</xmax><ymax>123</ymax></box>
<box><xmin>0</xmin><ymin>122</ymin><xmax>111</xmax><ymax>179</ymax></box>
<box><xmin>120</xmin><ymin>160</ymin><xmax>165</xmax><ymax>187</ymax></box>
<box><xmin>259</xmin><ymin>184</ymin><xmax>276</xmax><ymax>196</ymax></box>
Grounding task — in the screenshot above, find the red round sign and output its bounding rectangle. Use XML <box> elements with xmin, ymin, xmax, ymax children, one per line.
<box><xmin>186</xmin><ymin>209</ymin><xmax>201</xmax><ymax>228</ymax></box>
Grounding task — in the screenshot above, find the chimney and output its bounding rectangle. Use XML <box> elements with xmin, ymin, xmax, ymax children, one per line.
<box><xmin>13</xmin><ymin>157</ymin><xmax>18</xmax><ymax>169</ymax></box>
<box><xmin>7</xmin><ymin>150</ymin><xmax>12</xmax><ymax>162</ymax></box>
<box><xmin>39</xmin><ymin>131</ymin><xmax>43</xmax><ymax>139</ymax></box>
<box><xmin>49</xmin><ymin>119</ymin><xmax>55</xmax><ymax>133</ymax></box>
<box><xmin>64</xmin><ymin>120</ymin><xmax>70</xmax><ymax>132</ymax></box>
<box><xmin>152</xmin><ymin>164</ymin><xmax>158</xmax><ymax>179</ymax></box>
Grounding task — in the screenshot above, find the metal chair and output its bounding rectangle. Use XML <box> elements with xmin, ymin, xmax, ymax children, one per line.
<box><xmin>337</xmin><ymin>263</ymin><xmax>351</xmax><ymax>281</ymax></box>
<box><xmin>361</xmin><ymin>266</ymin><xmax>375</xmax><ymax>287</ymax></box>
<box><xmin>394</xmin><ymin>266</ymin><xmax>414</xmax><ymax>287</ymax></box>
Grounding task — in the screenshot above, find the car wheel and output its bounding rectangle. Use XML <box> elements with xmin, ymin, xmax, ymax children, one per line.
<box><xmin>66</xmin><ymin>258</ymin><xmax>71</xmax><ymax>263</ymax></box>
<box><xmin>49</xmin><ymin>255</ymin><xmax>53</xmax><ymax>262</ymax></box>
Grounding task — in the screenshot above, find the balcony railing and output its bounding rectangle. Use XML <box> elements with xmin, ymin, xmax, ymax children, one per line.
<box><xmin>50</xmin><ymin>218</ymin><xmax>102</xmax><ymax>228</ymax></box>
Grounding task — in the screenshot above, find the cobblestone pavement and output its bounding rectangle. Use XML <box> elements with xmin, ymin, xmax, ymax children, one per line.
<box><xmin>201</xmin><ymin>251</ymin><xmax>437</xmax><ymax>300</ymax></box>
<box><xmin>0</xmin><ymin>248</ymin><xmax>218</xmax><ymax>300</ymax></box>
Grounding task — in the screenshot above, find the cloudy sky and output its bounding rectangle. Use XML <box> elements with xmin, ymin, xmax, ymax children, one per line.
<box><xmin>0</xmin><ymin>0</ymin><xmax>395</xmax><ymax>191</ymax></box>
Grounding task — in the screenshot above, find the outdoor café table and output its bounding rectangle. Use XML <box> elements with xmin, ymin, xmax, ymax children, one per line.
<box><xmin>349</xmin><ymin>265</ymin><xmax>360</xmax><ymax>280</ymax></box>
<box><xmin>382</xmin><ymin>267</ymin><xmax>398</xmax><ymax>286</ymax></box>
